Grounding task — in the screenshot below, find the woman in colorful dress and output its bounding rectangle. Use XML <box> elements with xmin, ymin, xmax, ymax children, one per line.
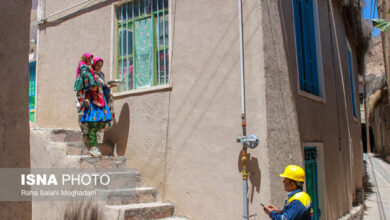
<box><xmin>91</xmin><ymin>56</ymin><xmax>115</xmax><ymax>124</ymax></box>
<box><xmin>74</xmin><ymin>53</ymin><xmax>112</xmax><ymax>157</ymax></box>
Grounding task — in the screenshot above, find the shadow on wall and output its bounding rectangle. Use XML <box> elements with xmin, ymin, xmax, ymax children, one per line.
<box><xmin>103</xmin><ymin>103</ymin><xmax>130</xmax><ymax>156</ymax></box>
<box><xmin>237</xmin><ymin>152</ymin><xmax>262</xmax><ymax>204</ymax></box>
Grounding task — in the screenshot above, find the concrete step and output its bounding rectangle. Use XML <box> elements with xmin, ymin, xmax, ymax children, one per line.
<box><xmin>66</xmin><ymin>142</ymin><xmax>89</xmax><ymax>155</ymax></box>
<box><xmin>97</xmin><ymin>170</ymin><xmax>143</xmax><ymax>189</ymax></box>
<box><xmin>69</xmin><ymin>155</ymin><xmax>127</xmax><ymax>169</ymax></box>
<box><xmin>51</xmin><ymin>129</ymin><xmax>102</xmax><ymax>143</ymax></box>
<box><xmin>67</xmin><ymin>142</ymin><xmax>114</xmax><ymax>156</ymax></box>
<box><xmin>106</xmin><ymin>202</ymin><xmax>175</xmax><ymax>220</ymax></box>
<box><xmin>157</xmin><ymin>217</ymin><xmax>189</xmax><ymax>220</ymax></box>
<box><xmin>103</xmin><ymin>187</ymin><xmax>157</xmax><ymax>205</ymax></box>
<box><xmin>51</xmin><ymin>129</ymin><xmax>83</xmax><ymax>142</ymax></box>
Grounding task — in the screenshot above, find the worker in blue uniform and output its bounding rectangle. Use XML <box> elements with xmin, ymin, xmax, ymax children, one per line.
<box><xmin>263</xmin><ymin>165</ymin><xmax>314</xmax><ymax>220</ymax></box>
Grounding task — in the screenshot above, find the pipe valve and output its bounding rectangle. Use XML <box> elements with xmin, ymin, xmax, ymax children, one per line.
<box><xmin>237</xmin><ymin>134</ymin><xmax>259</xmax><ymax>149</ymax></box>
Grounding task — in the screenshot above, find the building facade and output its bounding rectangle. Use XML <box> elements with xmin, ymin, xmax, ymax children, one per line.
<box><xmin>0</xmin><ymin>0</ymin><xmax>32</xmax><ymax>219</ymax></box>
<box><xmin>34</xmin><ymin>0</ymin><xmax>367</xmax><ymax>219</ymax></box>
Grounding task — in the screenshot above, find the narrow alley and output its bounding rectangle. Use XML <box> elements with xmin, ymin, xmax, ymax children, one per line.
<box><xmin>364</xmin><ymin>153</ymin><xmax>390</xmax><ymax>220</ymax></box>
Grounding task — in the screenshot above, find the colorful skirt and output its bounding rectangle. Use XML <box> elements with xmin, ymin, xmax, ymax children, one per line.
<box><xmin>80</xmin><ymin>98</ymin><xmax>112</xmax><ymax>123</ymax></box>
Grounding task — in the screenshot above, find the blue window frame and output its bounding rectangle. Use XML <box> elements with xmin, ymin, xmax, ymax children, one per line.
<box><xmin>347</xmin><ymin>47</ymin><xmax>357</xmax><ymax>117</ymax></box>
<box><xmin>293</xmin><ymin>0</ymin><xmax>320</xmax><ymax>96</ymax></box>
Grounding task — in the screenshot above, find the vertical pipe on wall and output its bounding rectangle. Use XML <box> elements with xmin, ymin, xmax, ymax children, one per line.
<box><xmin>35</xmin><ymin>0</ymin><xmax>45</xmax><ymax>121</ymax></box>
<box><xmin>237</xmin><ymin>0</ymin><xmax>247</xmax><ymax>219</ymax></box>
<box><xmin>243</xmin><ymin>179</ymin><xmax>247</xmax><ymax>220</ymax></box>
<box><xmin>238</xmin><ymin>0</ymin><xmax>246</xmax><ymax>126</ymax></box>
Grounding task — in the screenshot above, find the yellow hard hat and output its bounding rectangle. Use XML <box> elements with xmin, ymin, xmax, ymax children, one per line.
<box><xmin>279</xmin><ymin>165</ymin><xmax>305</xmax><ymax>182</ymax></box>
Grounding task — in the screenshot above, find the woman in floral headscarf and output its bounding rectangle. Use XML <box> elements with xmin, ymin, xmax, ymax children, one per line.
<box><xmin>74</xmin><ymin>53</ymin><xmax>112</xmax><ymax>157</ymax></box>
<box><xmin>91</xmin><ymin>57</ymin><xmax>115</xmax><ymax>123</ymax></box>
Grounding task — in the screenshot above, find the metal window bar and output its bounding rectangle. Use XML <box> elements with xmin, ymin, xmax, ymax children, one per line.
<box><xmin>162</xmin><ymin>0</ymin><xmax>166</xmax><ymax>84</ymax></box>
<box><xmin>132</xmin><ymin>0</ymin><xmax>135</xmax><ymax>89</ymax></box>
<box><xmin>117</xmin><ymin>0</ymin><xmax>168</xmax><ymax>90</ymax></box>
<box><xmin>126</xmin><ymin>2</ymin><xmax>130</xmax><ymax>91</ymax></box>
<box><xmin>151</xmin><ymin>0</ymin><xmax>154</xmax><ymax>85</ymax></box>
<box><xmin>121</xmin><ymin>5</ymin><xmax>125</xmax><ymax>92</ymax></box>
<box><xmin>157</xmin><ymin>0</ymin><xmax>160</xmax><ymax>85</ymax></box>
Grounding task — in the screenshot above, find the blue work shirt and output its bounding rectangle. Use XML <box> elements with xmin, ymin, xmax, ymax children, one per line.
<box><xmin>269</xmin><ymin>189</ymin><xmax>314</xmax><ymax>220</ymax></box>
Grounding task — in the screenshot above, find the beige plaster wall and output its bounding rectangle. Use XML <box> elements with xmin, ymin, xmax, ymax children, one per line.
<box><xmin>0</xmin><ymin>0</ymin><xmax>32</xmax><ymax>219</ymax></box>
<box><xmin>261</xmin><ymin>0</ymin><xmax>304</xmax><ymax>208</ymax></box>
<box><xmin>35</xmin><ymin>0</ymin><xmax>365</xmax><ymax>219</ymax></box>
<box><xmin>36</xmin><ymin>0</ymin><xmax>116</xmax><ymax>130</ymax></box>
<box><xmin>36</xmin><ymin>0</ymin><xmax>271</xmax><ymax>219</ymax></box>
<box><xmin>371</xmin><ymin>105</ymin><xmax>390</xmax><ymax>154</ymax></box>
<box><xmin>280</xmin><ymin>0</ymin><xmax>364</xmax><ymax>219</ymax></box>
<box><xmin>161</xmin><ymin>0</ymin><xmax>271</xmax><ymax>219</ymax></box>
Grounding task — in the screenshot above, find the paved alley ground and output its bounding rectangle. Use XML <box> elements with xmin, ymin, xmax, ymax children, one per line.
<box><xmin>363</xmin><ymin>153</ymin><xmax>390</xmax><ymax>220</ymax></box>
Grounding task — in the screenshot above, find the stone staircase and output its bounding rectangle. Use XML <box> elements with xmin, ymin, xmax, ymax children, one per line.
<box><xmin>50</xmin><ymin>129</ymin><xmax>187</xmax><ymax>220</ymax></box>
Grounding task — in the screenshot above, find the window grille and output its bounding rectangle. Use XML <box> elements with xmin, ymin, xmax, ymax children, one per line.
<box><xmin>116</xmin><ymin>0</ymin><xmax>169</xmax><ymax>92</ymax></box>
<box><xmin>304</xmin><ymin>147</ymin><xmax>317</xmax><ymax>161</ymax></box>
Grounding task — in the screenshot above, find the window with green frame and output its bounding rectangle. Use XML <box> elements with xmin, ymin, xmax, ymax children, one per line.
<box><xmin>116</xmin><ymin>0</ymin><xmax>169</xmax><ymax>92</ymax></box>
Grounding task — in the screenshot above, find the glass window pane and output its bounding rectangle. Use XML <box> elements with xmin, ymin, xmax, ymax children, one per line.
<box><xmin>119</xmin><ymin>28</ymin><xmax>133</xmax><ymax>57</ymax></box>
<box><xmin>158</xmin><ymin>14</ymin><xmax>168</xmax><ymax>49</ymax></box>
<box><xmin>157</xmin><ymin>0</ymin><xmax>167</xmax><ymax>10</ymax></box>
<box><xmin>132</xmin><ymin>0</ymin><xmax>140</xmax><ymax>17</ymax></box>
<box><xmin>118</xmin><ymin>59</ymin><xmax>134</xmax><ymax>92</ymax></box>
<box><xmin>145</xmin><ymin>0</ymin><xmax>152</xmax><ymax>14</ymax></box>
<box><xmin>126</xmin><ymin>59</ymin><xmax>134</xmax><ymax>90</ymax></box>
<box><xmin>157</xmin><ymin>49</ymin><xmax>169</xmax><ymax>84</ymax></box>
<box><xmin>116</xmin><ymin>7</ymin><xmax>122</xmax><ymax>20</ymax></box>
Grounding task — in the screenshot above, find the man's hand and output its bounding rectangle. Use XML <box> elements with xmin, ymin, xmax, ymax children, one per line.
<box><xmin>263</xmin><ymin>205</ymin><xmax>280</xmax><ymax>215</ymax></box>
